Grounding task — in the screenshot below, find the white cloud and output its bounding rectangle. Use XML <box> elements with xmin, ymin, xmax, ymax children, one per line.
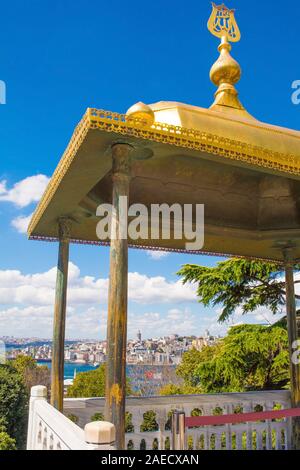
<box><xmin>204</xmin><ymin>303</ymin><xmax>286</xmax><ymax>338</ymax></box>
<box><xmin>0</xmin><ymin>305</ymin><xmax>107</xmax><ymax>339</ymax></box>
<box><xmin>11</xmin><ymin>213</ymin><xmax>33</xmax><ymax>233</ymax></box>
<box><xmin>0</xmin><ymin>264</ymin><xmax>196</xmax><ymax>307</ymax></box>
<box><xmin>0</xmin><ymin>304</ymin><xmax>199</xmax><ymax>340</ymax></box>
<box><xmin>127</xmin><ymin>308</ymin><xmax>198</xmax><ymax>339</ymax></box>
<box><xmin>0</xmin><ymin>174</ymin><xmax>49</xmax><ymax>208</ymax></box>
<box><xmin>146</xmin><ymin>250</ymin><xmax>169</xmax><ymax>260</ymax></box>
<box><xmin>128</xmin><ymin>272</ymin><xmax>196</xmax><ymax>304</ymax></box>
<box><xmin>252</xmin><ymin>307</ymin><xmax>285</xmax><ymax>325</ymax></box>
<box><xmin>0</xmin><ymin>262</ymin><xmax>198</xmax><ymax>338</ymax></box>
<box><xmin>0</xmin><ymin>181</ymin><xmax>7</xmax><ymax>193</ymax></box>
<box><xmin>0</xmin><ymin>306</ymin><xmax>53</xmax><ymax>337</ymax></box>
<box><xmin>0</xmin><ymin>261</ymin><xmax>286</xmax><ymax>340</ymax></box>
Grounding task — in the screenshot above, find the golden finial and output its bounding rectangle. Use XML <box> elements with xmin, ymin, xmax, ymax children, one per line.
<box><xmin>208</xmin><ymin>3</ymin><xmax>247</xmax><ymax>115</ymax></box>
<box><xmin>207</xmin><ymin>2</ymin><xmax>241</xmax><ymax>43</ymax></box>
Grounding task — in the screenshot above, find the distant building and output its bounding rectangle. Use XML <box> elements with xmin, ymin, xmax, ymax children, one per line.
<box><xmin>192</xmin><ymin>333</ymin><xmax>219</xmax><ymax>352</ymax></box>
<box><xmin>137</xmin><ymin>330</ymin><xmax>142</xmax><ymax>342</ymax></box>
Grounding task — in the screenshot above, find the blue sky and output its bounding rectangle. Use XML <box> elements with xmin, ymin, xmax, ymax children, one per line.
<box><xmin>0</xmin><ymin>0</ymin><xmax>299</xmax><ymax>339</ymax></box>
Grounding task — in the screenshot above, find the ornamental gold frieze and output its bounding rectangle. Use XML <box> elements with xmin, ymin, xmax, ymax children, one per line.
<box><xmin>88</xmin><ymin>108</ymin><xmax>300</xmax><ymax>175</ymax></box>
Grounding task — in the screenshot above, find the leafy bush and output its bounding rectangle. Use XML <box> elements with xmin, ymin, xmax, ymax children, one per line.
<box><xmin>66</xmin><ymin>413</ymin><xmax>79</xmax><ymax>424</ymax></box>
<box><xmin>12</xmin><ymin>355</ymin><xmax>50</xmax><ymax>393</ymax></box>
<box><xmin>0</xmin><ymin>428</ymin><xmax>16</xmax><ymax>450</ymax></box>
<box><xmin>0</xmin><ymin>364</ymin><xmax>28</xmax><ymax>449</ymax></box>
<box><xmin>67</xmin><ymin>364</ymin><xmax>131</xmax><ymax>397</ymax></box>
<box><xmin>91</xmin><ymin>412</ymin><xmax>104</xmax><ymax>422</ymax></box>
<box><xmin>67</xmin><ymin>365</ymin><xmax>106</xmax><ymax>398</ymax></box>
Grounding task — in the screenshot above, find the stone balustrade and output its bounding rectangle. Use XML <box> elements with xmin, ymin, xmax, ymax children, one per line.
<box><xmin>27</xmin><ymin>386</ymin><xmax>115</xmax><ymax>450</ymax></box>
<box><xmin>27</xmin><ymin>387</ymin><xmax>292</xmax><ymax>450</ymax></box>
<box><xmin>64</xmin><ymin>390</ymin><xmax>292</xmax><ymax>450</ymax></box>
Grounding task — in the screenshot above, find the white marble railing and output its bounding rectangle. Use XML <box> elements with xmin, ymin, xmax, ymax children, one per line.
<box><xmin>27</xmin><ymin>386</ymin><xmax>115</xmax><ymax>450</ymax></box>
<box><xmin>64</xmin><ymin>390</ymin><xmax>292</xmax><ymax>450</ymax></box>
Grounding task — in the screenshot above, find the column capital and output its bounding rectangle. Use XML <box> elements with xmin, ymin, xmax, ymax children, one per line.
<box><xmin>58</xmin><ymin>217</ymin><xmax>72</xmax><ymax>241</ymax></box>
<box><xmin>282</xmin><ymin>246</ymin><xmax>296</xmax><ymax>266</ymax></box>
<box><xmin>111</xmin><ymin>143</ymin><xmax>133</xmax><ymax>181</ymax></box>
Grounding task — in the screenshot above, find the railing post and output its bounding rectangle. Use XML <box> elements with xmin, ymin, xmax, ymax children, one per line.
<box><xmin>84</xmin><ymin>421</ymin><xmax>116</xmax><ymax>450</ymax></box>
<box><xmin>27</xmin><ymin>386</ymin><xmax>47</xmax><ymax>450</ymax></box>
<box><xmin>171</xmin><ymin>410</ymin><xmax>186</xmax><ymax>450</ymax></box>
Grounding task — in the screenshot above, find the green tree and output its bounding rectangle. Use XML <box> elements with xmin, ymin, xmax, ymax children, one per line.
<box><xmin>159</xmin><ymin>325</ymin><xmax>289</xmax><ymax>394</ymax></box>
<box><xmin>12</xmin><ymin>355</ymin><xmax>51</xmax><ymax>394</ymax></box>
<box><xmin>67</xmin><ymin>365</ymin><xmax>106</xmax><ymax>397</ymax></box>
<box><xmin>176</xmin><ymin>346</ymin><xmax>219</xmax><ymax>386</ymax></box>
<box><xmin>178</xmin><ymin>258</ymin><xmax>298</xmax><ymax>322</ymax></box>
<box><xmin>12</xmin><ymin>355</ymin><xmax>36</xmax><ymax>374</ymax></box>
<box><xmin>0</xmin><ymin>364</ymin><xmax>28</xmax><ymax>449</ymax></box>
<box><xmin>194</xmin><ymin>324</ymin><xmax>289</xmax><ymax>392</ymax></box>
<box><xmin>67</xmin><ymin>364</ymin><xmax>132</xmax><ymax>398</ymax></box>
<box><xmin>158</xmin><ymin>347</ymin><xmax>218</xmax><ymax>395</ymax></box>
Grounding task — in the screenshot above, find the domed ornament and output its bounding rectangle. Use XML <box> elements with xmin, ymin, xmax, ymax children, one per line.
<box><xmin>125</xmin><ymin>102</ymin><xmax>155</xmax><ymax>125</ymax></box>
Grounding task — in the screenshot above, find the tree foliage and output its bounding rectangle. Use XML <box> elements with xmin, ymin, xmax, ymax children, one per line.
<box><xmin>159</xmin><ymin>324</ymin><xmax>289</xmax><ymax>394</ymax></box>
<box><xmin>12</xmin><ymin>355</ymin><xmax>36</xmax><ymax>374</ymax></box>
<box><xmin>0</xmin><ymin>364</ymin><xmax>28</xmax><ymax>449</ymax></box>
<box><xmin>158</xmin><ymin>259</ymin><xmax>294</xmax><ymax>395</ymax></box>
<box><xmin>66</xmin><ymin>364</ymin><xmax>132</xmax><ymax>398</ymax></box>
<box><xmin>175</xmin><ymin>346</ymin><xmax>219</xmax><ymax>386</ymax></box>
<box><xmin>177</xmin><ymin>258</ymin><xmax>293</xmax><ymax>322</ymax></box>
<box><xmin>0</xmin><ymin>427</ymin><xmax>16</xmax><ymax>450</ymax></box>
<box><xmin>140</xmin><ymin>411</ymin><xmax>158</xmax><ymax>432</ymax></box>
<box><xmin>158</xmin><ymin>346</ymin><xmax>218</xmax><ymax>395</ymax></box>
<box><xmin>12</xmin><ymin>355</ymin><xmax>50</xmax><ymax>393</ymax></box>
<box><xmin>159</xmin><ymin>383</ymin><xmax>201</xmax><ymax>396</ymax></box>
<box><xmin>194</xmin><ymin>324</ymin><xmax>289</xmax><ymax>392</ymax></box>
<box><xmin>67</xmin><ymin>365</ymin><xmax>106</xmax><ymax>397</ymax></box>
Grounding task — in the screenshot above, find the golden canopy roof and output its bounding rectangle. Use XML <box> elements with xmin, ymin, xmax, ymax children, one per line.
<box><xmin>28</xmin><ymin>5</ymin><xmax>300</xmax><ymax>262</ymax></box>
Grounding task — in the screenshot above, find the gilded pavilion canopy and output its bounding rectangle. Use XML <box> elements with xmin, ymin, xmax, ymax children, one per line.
<box><xmin>28</xmin><ymin>5</ymin><xmax>300</xmax><ymax>262</ymax></box>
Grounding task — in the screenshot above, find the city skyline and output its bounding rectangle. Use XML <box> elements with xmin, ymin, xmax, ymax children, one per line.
<box><xmin>5</xmin><ymin>330</ymin><xmax>220</xmax><ymax>370</ymax></box>
<box><xmin>1</xmin><ymin>328</ymin><xmax>215</xmax><ymax>342</ymax></box>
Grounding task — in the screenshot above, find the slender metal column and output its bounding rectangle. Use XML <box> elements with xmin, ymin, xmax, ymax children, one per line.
<box><xmin>105</xmin><ymin>143</ymin><xmax>132</xmax><ymax>450</ymax></box>
<box><xmin>51</xmin><ymin>217</ymin><xmax>71</xmax><ymax>411</ymax></box>
<box><xmin>283</xmin><ymin>248</ymin><xmax>300</xmax><ymax>449</ymax></box>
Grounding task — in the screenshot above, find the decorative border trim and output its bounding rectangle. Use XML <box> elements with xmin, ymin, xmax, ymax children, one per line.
<box><xmin>28</xmin><ymin>107</ymin><xmax>300</xmax><ymax>238</ymax></box>
<box><xmin>89</xmin><ymin>109</ymin><xmax>300</xmax><ymax>175</ymax></box>
<box><xmin>28</xmin><ymin>235</ymin><xmax>283</xmax><ymax>264</ymax></box>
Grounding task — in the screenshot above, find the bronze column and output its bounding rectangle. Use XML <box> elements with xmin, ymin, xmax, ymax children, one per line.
<box><xmin>283</xmin><ymin>248</ymin><xmax>300</xmax><ymax>449</ymax></box>
<box><xmin>105</xmin><ymin>143</ymin><xmax>132</xmax><ymax>450</ymax></box>
<box><xmin>51</xmin><ymin>217</ymin><xmax>71</xmax><ymax>411</ymax></box>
